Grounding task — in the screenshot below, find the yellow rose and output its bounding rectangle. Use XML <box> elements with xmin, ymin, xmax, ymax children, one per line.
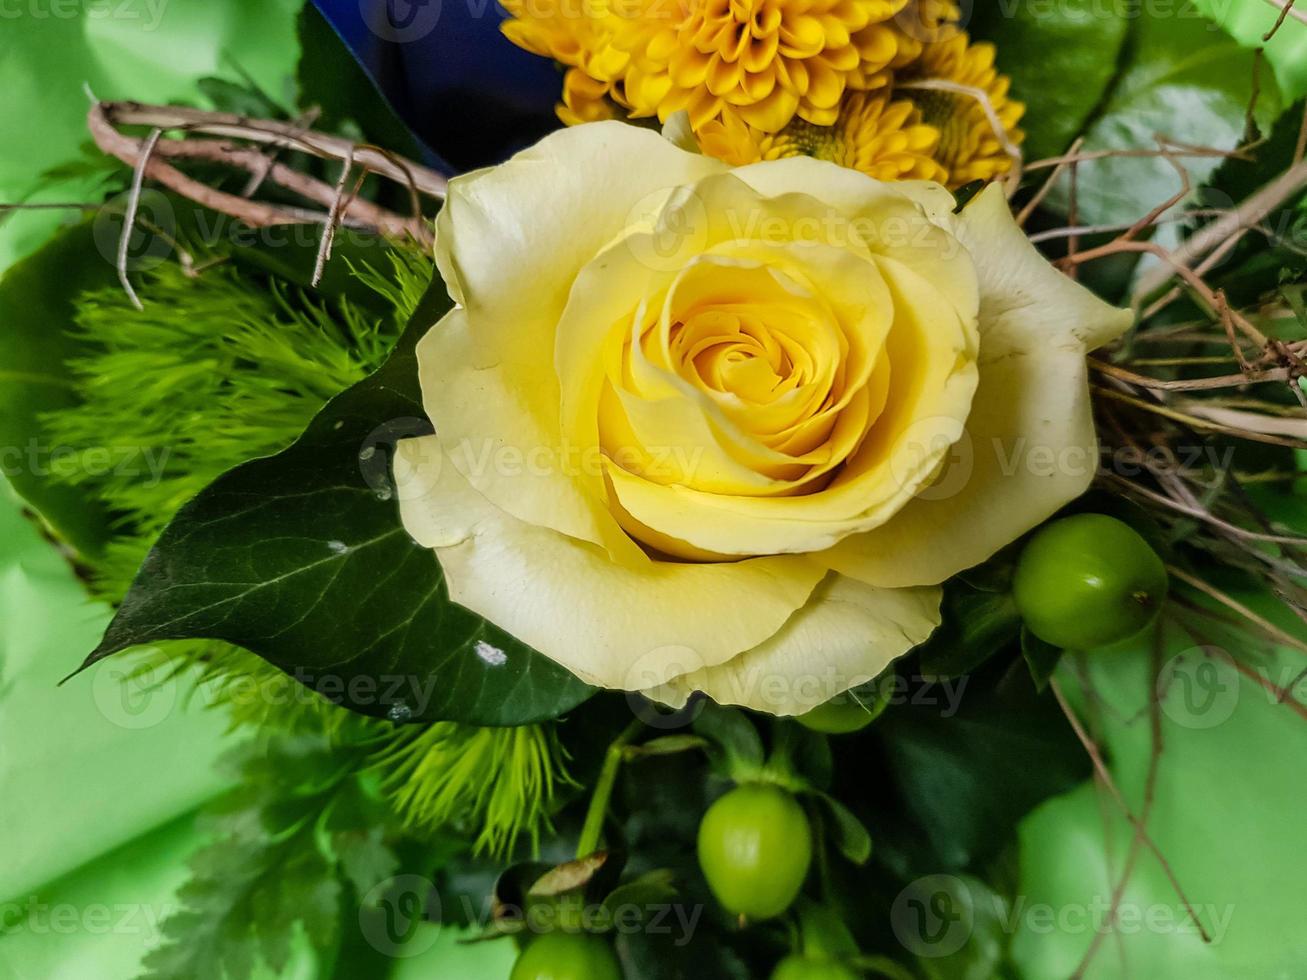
<box><xmin>395</xmin><ymin>122</ymin><xmax>1130</xmax><ymax>716</ymax></box>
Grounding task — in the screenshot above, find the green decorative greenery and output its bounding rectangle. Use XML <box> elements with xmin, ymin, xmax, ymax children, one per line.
<box><xmin>139</xmin><ymin>735</ymin><xmax>403</xmax><ymax>980</ymax></box>
<box><xmin>76</xmin><ymin>268</ymin><xmax>595</xmax><ymax>726</ymax></box>
<box><xmin>18</xmin><ymin>224</ymin><xmax>578</xmax><ymax>861</ymax></box>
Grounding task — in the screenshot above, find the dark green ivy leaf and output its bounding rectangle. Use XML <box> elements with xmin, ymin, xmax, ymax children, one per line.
<box><xmin>75</xmin><ymin>277</ymin><xmax>595</xmax><ymax>725</ymax></box>
<box><xmin>916</xmin><ymin>584</ymin><xmax>1022</xmax><ymax>680</ymax></box>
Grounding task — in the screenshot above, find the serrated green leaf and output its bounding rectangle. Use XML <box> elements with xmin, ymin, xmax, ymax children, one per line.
<box><xmin>75</xmin><ymin>279</ymin><xmax>595</xmax><ymax>726</ymax></box>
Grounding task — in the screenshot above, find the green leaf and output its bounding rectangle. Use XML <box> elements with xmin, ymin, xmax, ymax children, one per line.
<box><xmin>76</xmin><ymin>278</ymin><xmax>595</xmax><ymax>726</ymax></box>
<box><xmin>813</xmin><ymin>792</ymin><xmax>872</xmax><ymax>866</ymax></box>
<box><xmin>1196</xmin><ymin>99</ymin><xmax>1307</xmax><ymax>295</ymax></box>
<box><xmin>0</xmin><ymin>222</ymin><xmax>116</xmax><ymax>555</ymax></box>
<box><xmin>1189</xmin><ymin>0</ymin><xmax>1307</xmax><ymax>101</ymax></box>
<box><xmin>692</xmin><ymin>704</ymin><xmax>765</xmax><ymax>781</ymax></box>
<box><xmin>767</xmin><ymin>720</ymin><xmax>834</xmax><ymax>793</ymax></box>
<box><xmin>871</xmin><ymin>658</ymin><xmax>1090</xmax><ymax>872</ymax></box>
<box><xmin>622</xmin><ymin>734</ymin><xmax>710</xmax><ymax>760</ymax></box>
<box><xmin>598</xmin><ymin>870</ymin><xmax>680</xmax><ymax>927</ymax></box>
<box><xmin>916</xmin><ymin>585</ymin><xmax>1021</xmax><ymax>680</ymax></box>
<box><xmin>1054</xmin><ymin>5</ymin><xmax>1282</xmax><ymax>225</ymax></box>
<box><xmin>139</xmin><ymin>736</ymin><xmax>380</xmax><ymax>980</ymax></box>
<box><xmin>970</xmin><ymin>0</ymin><xmax>1130</xmax><ymax>162</ymax></box>
<box><xmin>296</xmin><ymin>5</ymin><xmax>428</xmax><ymax>164</ymax></box>
<box><xmin>795</xmin><ymin>901</ymin><xmax>860</xmax><ymax>959</ymax></box>
<box><xmin>1020</xmin><ymin>628</ymin><xmax>1063</xmax><ymax>692</ymax></box>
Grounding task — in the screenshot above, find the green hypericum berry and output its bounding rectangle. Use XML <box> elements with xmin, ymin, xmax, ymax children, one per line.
<box><xmin>771</xmin><ymin>955</ymin><xmax>861</xmax><ymax>980</ymax></box>
<box><xmin>697</xmin><ymin>782</ymin><xmax>813</xmax><ymax>921</ymax></box>
<box><xmin>1013</xmin><ymin>514</ymin><xmax>1168</xmax><ymax>650</ymax></box>
<box><xmin>796</xmin><ymin>697</ymin><xmax>875</xmax><ymax>734</ymax></box>
<box><xmin>510</xmin><ymin>930</ymin><xmax>623</xmax><ymax>980</ymax></box>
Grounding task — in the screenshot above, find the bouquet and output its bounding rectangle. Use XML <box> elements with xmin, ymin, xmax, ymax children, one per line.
<box><xmin>3</xmin><ymin>0</ymin><xmax>1307</xmax><ymax>977</ymax></box>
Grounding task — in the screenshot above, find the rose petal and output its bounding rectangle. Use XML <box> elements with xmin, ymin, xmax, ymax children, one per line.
<box><xmin>425</xmin><ymin>125</ymin><xmax>724</xmax><ymax>562</ymax></box>
<box><xmin>394</xmin><ymin>436</ymin><xmax>825</xmax><ymax>690</ymax></box>
<box><xmin>648</xmin><ymin>573</ymin><xmax>940</xmax><ymax>715</ymax></box>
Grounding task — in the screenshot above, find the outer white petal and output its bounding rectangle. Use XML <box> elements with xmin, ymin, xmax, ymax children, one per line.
<box><xmin>394</xmin><ymin>436</ymin><xmax>824</xmax><ymax>691</ymax></box>
<box><xmin>821</xmin><ymin>349</ymin><xmax>1108</xmax><ymax>588</ymax></box>
<box><xmin>816</xmin><ymin>185</ymin><xmax>1132</xmax><ymax>588</ymax></box>
<box><xmin>950</xmin><ymin>184</ymin><xmax>1136</xmax><ymax>358</ymax></box>
<box><xmin>649</xmin><ymin>574</ymin><xmax>941</xmax><ymax>716</ymax></box>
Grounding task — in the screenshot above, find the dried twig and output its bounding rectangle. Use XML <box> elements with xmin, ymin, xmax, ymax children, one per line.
<box><xmin>117</xmin><ymin>127</ymin><xmax>163</xmax><ymax>311</ymax></box>
<box><xmin>1018</xmin><ymin>136</ymin><xmax>1082</xmax><ymax>226</ymax></box>
<box><xmin>313</xmin><ymin>149</ymin><xmax>355</xmax><ymax>288</ymax></box>
<box><xmin>1132</xmin><ymin>156</ymin><xmax>1307</xmax><ymax>303</ymax></box>
<box><xmin>88</xmin><ymin>102</ymin><xmax>429</xmax><ymax>242</ymax></box>
<box><xmin>1263</xmin><ymin>0</ymin><xmax>1303</xmax><ymax>38</ymax></box>
<box><xmin>1051</xmin><ymin>670</ymin><xmax>1210</xmax><ymax>949</ymax></box>
<box><xmin>97</xmin><ymin>101</ymin><xmax>447</xmax><ymax>197</ymax></box>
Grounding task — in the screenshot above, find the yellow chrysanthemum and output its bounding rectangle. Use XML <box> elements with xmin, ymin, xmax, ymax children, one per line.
<box><xmin>898</xmin><ymin>32</ymin><xmax>1025</xmax><ymax>187</ymax></box>
<box><xmin>607</xmin><ymin>0</ymin><xmax>910</xmax><ymax>132</ymax></box>
<box><xmin>500</xmin><ymin>0</ymin><xmax>630</xmax><ymax>124</ymax></box>
<box><xmin>889</xmin><ymin>0</ymin><xmax>962</xmax><ymax>66</ymax></box>
<box><xmin>698</xmin><ymin>92</ymin><xmax>947</xmax><ymax>182</ymax></box>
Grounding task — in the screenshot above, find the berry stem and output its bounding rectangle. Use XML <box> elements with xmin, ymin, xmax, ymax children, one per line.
<box><xmin>576</xmin><ymin>719</ymin><xmax>644</xmax><ymax>858</ymax></box>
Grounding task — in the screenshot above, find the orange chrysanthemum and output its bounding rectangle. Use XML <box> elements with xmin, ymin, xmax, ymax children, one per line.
<box><xmin>698</xmin><ymin>91</ymin><xmax>947</xmax><ymax>182</ymax></box>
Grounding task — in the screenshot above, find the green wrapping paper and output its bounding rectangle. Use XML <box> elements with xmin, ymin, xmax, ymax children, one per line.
<box><xmin>0</xmin><ymin>0</ymin><xmax>302</xmax><ymax>271</ymax></box>
<box><xmin>1012</xmin><ymin>623</ymin><xmax>1307</xmax><ymax>978</ymax></box>
<box><xmin>0</xmin><ymin>481</ymin><xmax>232</xmax><ymax>969</ymax></box>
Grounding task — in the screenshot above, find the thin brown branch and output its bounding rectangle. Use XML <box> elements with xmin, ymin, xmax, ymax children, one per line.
<box><xmin>89</xmin><ymin>103</ymin><xmax>428</xmax><ymax>243</ymax></box>
<box><xmin>1024</xmin><ymin>144</ymin><xmax>1246</xmax><ymax>172</ymax></box>
<box><xmin>1263</xmin><ymin>0</ymin><xmax>1301</xmax><ymax>38</ymax></box>
<box><xmin>1089</xmin><ymin>357</ymin><xmax>1291</xmax><ymax>392</ymax></box>
<box><xmin>98</xmin><ymin>100</ymin><xmax>447</xmax><ymax>197</ymax></box>
<box><xmin>313</xmin><ymin>149</ymin><xmax>355</xmax><ymax>288</ymax></box>
<box><xmin>1093</xmin><ymin>386</ymin><xmax>1305</xmax><ymax>448</ymax></box>
<box><xmin>1018</xmin><ymin>136</ymin><xmax>1082</xmax><ymax>226</ymax></box>
<box><xmin>1169</xmin><ymin>565</ymin><xmax>1307</xmax><ymax>658</ymax></box>
<box><xmin>1099</xmin><ymin>472</ymin><xmax>1307</xmax><ymax>545</ymax></box>
<box><xmin>1070</xmin><ymin>238</ymin><xmax>1271</xmax><ymax>349</ymax></box>
<box><xmin>1132</xmin><ymin>155</ymin><xmax>1307</xmax><ymax>303</ymax></box>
